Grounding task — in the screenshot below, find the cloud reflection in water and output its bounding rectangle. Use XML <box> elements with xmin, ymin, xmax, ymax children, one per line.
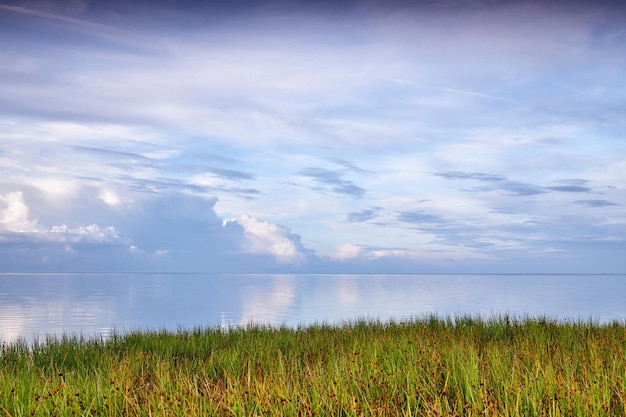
<box><xmin>1</xmin><ymin>273</ymin><xmax>625</xmax><ymax>344</ymax></box>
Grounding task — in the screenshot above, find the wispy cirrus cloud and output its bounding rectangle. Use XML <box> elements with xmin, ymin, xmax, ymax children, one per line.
<box><xmin>0</xmin><ymin>3</ymin><xmax>154</xmax><ymax>49</ymax></box>
<box><xmin>378</xmin><ymin>76</ymin><xmax>514</xmax><ymax>102</ymax></box>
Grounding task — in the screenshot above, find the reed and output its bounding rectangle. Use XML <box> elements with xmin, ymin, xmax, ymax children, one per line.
<box><xmin>1</xmin><ymin>316</ymin><xmax>625</xmax><ymax>416</ymax></box>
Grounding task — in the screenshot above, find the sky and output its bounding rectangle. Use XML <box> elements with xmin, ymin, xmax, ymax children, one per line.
<box><xmin>0</xmin><ymin>0</ymin><xmax>625</xmax><ymax>273</ymax></box>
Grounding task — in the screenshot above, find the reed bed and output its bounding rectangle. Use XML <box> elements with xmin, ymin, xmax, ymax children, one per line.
<box><xmin>1</xmin><ymin>316</ymin><xmax>625</xmax><ymax>416</ymax></box>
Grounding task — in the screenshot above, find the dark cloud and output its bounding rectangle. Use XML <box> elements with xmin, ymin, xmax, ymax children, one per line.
<box><xmin>299</xmin><ymin>167</ymin><xmax>365</xmax><ymax>198</ymax></box>
<box><xmin>346</xmin><ymin>207</ymin><xmax>380</xmax><ymax>223</ymax></box>
<box><xmin>574</xmin><ymin>199</ymin><xmax>619</xmax><ymax>207</ymax></box>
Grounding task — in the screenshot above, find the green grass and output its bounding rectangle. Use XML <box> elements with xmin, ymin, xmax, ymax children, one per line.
<box><xmin>1</xmin><ymin>316</ymin><xmax>625</xmax><ymax>416</ymax></box>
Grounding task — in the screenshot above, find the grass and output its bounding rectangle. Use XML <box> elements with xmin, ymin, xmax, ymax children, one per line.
<box><xmin>1</xmin><ymin>316</ymin><xmax>625</xmax><ymax>416</ymax></box>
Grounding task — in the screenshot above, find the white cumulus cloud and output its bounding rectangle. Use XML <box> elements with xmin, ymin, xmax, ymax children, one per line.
<box><xmin>231</xmin><ymin>214</ymin><xmax>306</xmax><ymax>264</ymax></box>
<box><xmin>51</xmin><ymin>224</ymin><xmax>123</xmax><ymax>244</ymax></box>
<box><xmin>0</xmin><ymin>191</ymin><xmax>123</xmax><ymax>244</ymax></box>
<box><xmin>0</xmin><ymin>191</ymin><xmax>38</xmax><ymax>232</ymax></box>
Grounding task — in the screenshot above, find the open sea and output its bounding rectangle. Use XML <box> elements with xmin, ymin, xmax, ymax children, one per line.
<box><xmin>1</xmin><ymin>273</ymin><xmax>625</xmax><ymax>344</ymax></box>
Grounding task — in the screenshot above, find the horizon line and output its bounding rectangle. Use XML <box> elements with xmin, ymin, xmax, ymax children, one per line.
<box><xmin>0</xmin><ymin>271</ymin><xmax>623</xmax><ymax>276</ymax></box>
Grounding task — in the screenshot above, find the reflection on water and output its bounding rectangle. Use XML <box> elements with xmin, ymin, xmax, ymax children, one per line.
<box><xmin>1</xmin><ymin>273</ymin><xmax>625</xmax><ymax>344</ymax></box>
<box><xmin>240</xmin><ymin>275</ymin><xmax>297</xmax><ymax>325</ymax></box>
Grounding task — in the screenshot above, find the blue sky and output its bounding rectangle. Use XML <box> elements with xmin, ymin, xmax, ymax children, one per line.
<box><xmin>0</xmin><ymin>0</ymin><xmax>624</xmax><ymax>273</ymax></box>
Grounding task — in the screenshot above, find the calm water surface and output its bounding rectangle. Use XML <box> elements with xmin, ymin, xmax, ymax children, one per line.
<box><xmin>1</xmin><ymin>273</ymin><xmax>625</xmax><ymax>344</ymax></box>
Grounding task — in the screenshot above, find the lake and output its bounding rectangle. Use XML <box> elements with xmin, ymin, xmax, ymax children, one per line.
<box><xmin>1</xmin><ymin>273</ymin><xmax>625</xmax><ymax>344</ymax></box>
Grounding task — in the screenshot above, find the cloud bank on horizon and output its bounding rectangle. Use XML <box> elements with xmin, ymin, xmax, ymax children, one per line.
<box><xmin>0</xmin><ymin>0</ymin><xmax>625</xmax><ymax>273</ymax></box>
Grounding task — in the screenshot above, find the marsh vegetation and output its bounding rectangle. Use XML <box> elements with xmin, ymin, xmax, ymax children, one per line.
<box><xmin>1</xmin><ymin>316</ymin><xmax>625</xmax><ymax>416</ymax></box>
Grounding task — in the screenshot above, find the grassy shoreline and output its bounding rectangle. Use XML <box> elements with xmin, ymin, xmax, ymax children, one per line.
<box><xmin>1</xmin><ymin>316</ymin><xmax>625</xmax><ymax>416</ymax></box>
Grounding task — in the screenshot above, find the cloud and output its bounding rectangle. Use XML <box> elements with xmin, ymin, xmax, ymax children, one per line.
<box><xmin>72</xmin><ymin>145</ymin><xmax>152</xmax><ymax>163</ymax></box>
<box><xmin>345</xmin><ymin>207</ymin><xmax>380</xmax><ymax>223</ymax></box>
<box><xmin>0</xmin><ymin>188</ymin><xmax>323</xmax><ymax>271</ymax></box>
<box><xmin>1</xmin><ymin>0</ymin><xmax>625</xmax><ymax>273</ymax></box>
<box><xmin>0</xmin><ymin>191</ymin><xmax>37</xmax><ymax>232</ymax></box>
<box><xmin>99</xmin><ymin>189</ymin><xmax>122</xmax><ymax>207</ymax></box>
<box><xmin>0</xmin><ymin>190</ymin><xmax>126</xmax><ymax>246</ymax></box>
<box><xmin>333</xmin><ymin>243</ymin><xmax>362</xmax><ymax>260</ymax></box>
<box><xmin>434</xmin><ymin>171</ymin><xmax>506</xmax><ymax>182</ymax></box>
<box><xmin>434</xmin><ymin>171</ymin><xmax>596</xmax><ymax>196</ymax></box>
<box><xmin>378</xmin><ymin>76</ymin><xmax>514</xmax><ymax>102</ymax></box>
<box><xmin>501</xmin><ymin>181</ymin><xmax>546</xmax><ymax>196</ymax></box>
<box><xmin>330</xmin><ymin>158</ymin><xmax>369</xmax><ymax>174</ymax></box>
<box><xmin>575</xmin><ymin>199</ymin><xmax>619</xmax><ymax>207</ymax></box>
<box><xmin>0</xmin><ymin>3</ymin><xmax>152</xmax><ymax>49</ymax></box>
<box><xmin>397</xmin><ymin>211</ymin><xmax>446</xmax><ymax>225</ymax></box>
<box><xmin>229</xmin><ymin>214</ymin><xmax>308</xmax><ymax>264</ymax></box>
<box><xmin>47</xmin><ymin>223</ymin><xmax>123</xmax><ymax>244</ymax></box>
<box><xmin>545</xmin><ymin>185</ymin><xmax>591</xmax><ymax>193</ymax></box>
<box><xmin>2</xmin><ymin>139</ymin><xmax>260</xmax><ymax>202</ymax></box>
<box><xmin>0</xmin><ymin>189</ymin><xmax>151</xmax><ymax>268</ymax></box>
<box><xmin>202</xmin><ymin>167</ymin><xmax>255</xmax><ymax>181</ymax></box>
<box><xmin>327</xmin><ymin>243</ymin><xmax>498</xmax><ymax>273</ymax></box>
<box><xmin>299</xmin><ymin>167</ymin><xmax>365</xmax><ymax>198</ymax></box>
<box><xmin>434</xmin><ymin>171</ymin><xmax>544</xmax><ymax>195</ymax></box>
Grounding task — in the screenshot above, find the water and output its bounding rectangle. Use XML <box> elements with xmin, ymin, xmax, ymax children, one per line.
<box><xmin>1</xmin><ymin>273</ymin><xmax>625</xmax><ymax>344</ymax></box>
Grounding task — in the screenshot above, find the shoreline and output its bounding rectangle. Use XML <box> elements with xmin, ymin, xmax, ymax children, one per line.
<box><xmin>2</xmin><ymin>317</ymin><xmax>625</xmax><ymax>416</ymax></box>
